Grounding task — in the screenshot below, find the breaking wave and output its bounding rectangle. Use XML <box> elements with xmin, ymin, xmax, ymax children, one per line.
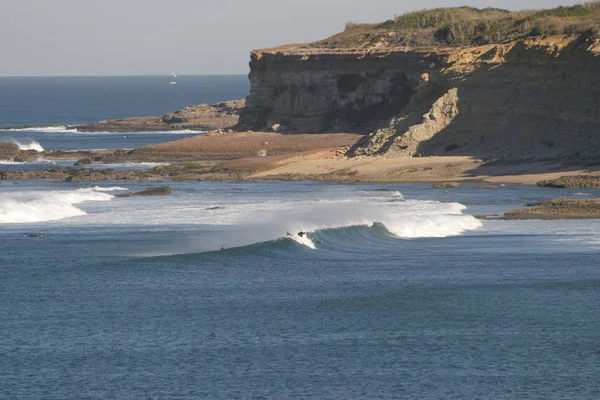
<box><xmin>3</xmin><ymin>126</ymin><xmax>205</xmax><ymax>134</ymax></box>
<box><xmin>0</xmin><ymin>159</ymin><xmax>26</xmax><ymax>165</ymax></box>
<box><xmin>90</xmin><ymin>186</ymin><xmax>128</xmax><ymax>192</ymax></box>
<box><xmin>4</xmin><ymin>126</ymin><xmax>72</xmax><ymax>132</ymax></box>
<box><xmin>138</xmin><ymin>192</ymin><xmax>483</xmax><ymax>256</ymax></box>
<box><xmin>0</xmin><ymin>187</ymin><xmax>116</xmax><ymax>224</ymax></box>
<box><xmin>10</xmin><ymin>138</ymin><xmax>44</xmax><ymax>152</ymax></box>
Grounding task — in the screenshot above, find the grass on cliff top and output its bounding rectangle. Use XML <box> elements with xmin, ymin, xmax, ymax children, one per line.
<box><xmin>306</xmin><ymin>3</ymin><xmax>600</xmax><ymax>49</ymax></box>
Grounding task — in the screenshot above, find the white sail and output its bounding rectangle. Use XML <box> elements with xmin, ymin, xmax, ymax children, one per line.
<box><xmin>171</xmin><ymin>70</ymin><xmax>177</xmax><ymax>78</ymax></box>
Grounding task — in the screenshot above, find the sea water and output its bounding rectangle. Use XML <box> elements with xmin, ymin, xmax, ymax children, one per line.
<box><xmin>0</xmin><ymin>75</ymin><xmax>249</xmax><ymax>152</ymax></box>
<box><xmin>1</xmin><ymin>77</ymin><xmax>600</xmax><ymax>399</ymax></box>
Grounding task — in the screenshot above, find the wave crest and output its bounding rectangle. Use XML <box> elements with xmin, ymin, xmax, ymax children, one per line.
<box><xmin>0</xmin><ymin>187</ymin><xmax>114</xmax><ymax>224</ymax></box>
<box><xmin>10</xmin><ymin>137</ymin><xmax>44</xmax><ymax>152</ymax></box>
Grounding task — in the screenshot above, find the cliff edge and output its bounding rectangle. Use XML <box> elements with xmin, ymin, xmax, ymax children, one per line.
<box><xmin>238</xmin><ymin>4</ymin><xmax>600</xmax><ymax>164</ymax></box>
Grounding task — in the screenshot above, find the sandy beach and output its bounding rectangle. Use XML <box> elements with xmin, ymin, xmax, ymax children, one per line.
<box><xmin>5</xmin><ymin>131</ymin><xmax>600</xmax><ymax>185</ymax></box>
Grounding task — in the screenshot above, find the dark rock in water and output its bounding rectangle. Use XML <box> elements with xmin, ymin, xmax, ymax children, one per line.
<box><xmin>162</xmin><ymin>113</ymin><xmax>186</xmax><ymax>124</ymax></box>
<box><xmin>432</xmin><ymin>181</ymin><xmax>460</xmax><ymax>189</ymax></box>
<box><xmin>537</xmin><ymin>175</ymin><xmax>600</xmax><ymax>188</ymax></box>
<box><xmin>502</xmin><ymin>198</ymin><xmax>600</xmax><ymax>219</ymax></box>
<box><xmin>24</xmin><ymin>233</ymin><xmax>44</xmax><ymax>238</ymax></box>
<box><xmin>64</xmin><ymin>176</ymin><xmax>74</xmax><ymax>182</ymax></box>
<box><xmin>205</xmin><ymin>206</ymin><xmax>225</xmax><ymax>210</ymax></box>
<box><xmin>116</xmin><ymin>186</ymin><xmax>173</xmax><ymax>197</ymax></box>
<box><xmin>477</xmin><ymin>185</ymin><xmax>499</xmax><ymax>189</ymax></box>
<box><xmin>74</xmin><ymin>158</ymin><xmax>93</xmax><ymax>166</ymax></box>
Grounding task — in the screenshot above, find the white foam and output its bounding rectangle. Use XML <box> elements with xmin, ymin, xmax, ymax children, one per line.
<box><xmin>10</xmin><ymin>186</ymin><xmax>481</xmax><ymax>253</ymax></box>
<box><xmin>66</xmin><ymin>129</ymin><xmax>204</xmax><ymax>135</ymax></box>
<box><xmin>4</xmin><ymin>126</ymin><xmax>72</xmax><ymax>132</ymax></box>
<box><xmin>88</xmin><ymin>162</ymin><xmax>170</xmax><ymax>169</ymax></box>
<box><xmin>0</xmin><ymin>188</ymin><xmax>114</xmax><ymax>224</ymax></box>
<box><xmin>4</xmin><ymin>126</ymin><xmax>205</xmax><ymax>134</ymax></box>
<box><xmin>10</xmin><ymin>138</ymin><xmax>44</xmax><ymax>152</ymax></box>
<box><xmin>0</xmin><ymin>159</ymin><xmax>25</xmax><ymax>165</ymax></box>
<box><xmin>286</xmin><ymin>233</ymin><xmax>317</xmax><ymax>249</ymax></box>
<box><xmin>90</xmin><ymin>186</ymin><xmax>128</xmax><ymax>192</ymax></box>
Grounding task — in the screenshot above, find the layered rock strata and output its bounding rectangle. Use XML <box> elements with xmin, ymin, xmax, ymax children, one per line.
<box><xmin>239</xmin><ymin>34</ymin><xmax>600</xmax><ymax>163</ymax></box>
<box><xmin>72</xmin><ymin>100</ymin><xmax>244</xmax><ymax>132</ymax></box>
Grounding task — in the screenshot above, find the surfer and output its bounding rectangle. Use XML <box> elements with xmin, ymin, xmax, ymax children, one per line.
<box><xmin>220</xmin><ymin>245</ymin><xmax>225</xmax><ymax>251</ymax></box>
<box><xmin>298</xmin><ymin>231</ymin><xmax>306</xmax><ymax>237</ymax></box>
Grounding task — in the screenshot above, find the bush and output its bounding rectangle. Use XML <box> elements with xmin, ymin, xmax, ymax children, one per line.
<box><xmin>310</xmin><ymin>3</ymin><xmax>600</xmax><ymax>49</ymax></box>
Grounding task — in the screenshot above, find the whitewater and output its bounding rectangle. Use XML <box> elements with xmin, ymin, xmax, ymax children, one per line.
<box><xmin>0</xmin><ymin>181</ymin><xmax>486</xmax><ymax>254</ymax></box>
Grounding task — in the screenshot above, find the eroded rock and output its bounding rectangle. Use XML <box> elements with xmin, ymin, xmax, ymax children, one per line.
<box><xmin>116</xmin><ymin>186</ymin><xmax>173</xmax><ymax>197</ymax></box>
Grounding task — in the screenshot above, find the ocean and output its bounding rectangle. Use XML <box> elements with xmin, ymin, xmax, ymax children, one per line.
<box><xmin>1</xmin><ymin>76</ymin><xmax>600</xmax><ymax>399</ymax></box>
<box><xmin>0</xmin><ymin>75</ymin><xmax>249</xmax><ymax>152</ymax></box>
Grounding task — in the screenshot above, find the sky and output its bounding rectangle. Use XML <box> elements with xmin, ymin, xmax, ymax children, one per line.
<box><xmin>0</xmin><ymin>0</ymin><xmax>584</xmax><ymax>76</ymax></box>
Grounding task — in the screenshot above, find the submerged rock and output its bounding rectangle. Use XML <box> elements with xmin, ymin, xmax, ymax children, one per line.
<box><xmin>74</xmin><ymin>158</ymin><xmax>93</xmax><ymax>166</ymax></box>
<box><xmin>432</xmin><ymin>181</ymin><xmax>460</xmax><ymax>189</ymax></box>
<box><xmin>537</xmin><ymin>175</ymin><xmax>600</xmax><ymax>189</ymax></box>
<box><xmin>116</xmin><ymin>186</ymin><xmax>173</xmax><ymax>197</ymax></box>
<box><xmin>502</xmin><ymin>198</ymin><xmax>600</xmax><ymax>220</ymax></box>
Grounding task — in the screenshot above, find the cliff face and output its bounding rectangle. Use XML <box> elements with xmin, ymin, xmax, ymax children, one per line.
<box><xmin>239</xmin><ymin>34</ymin><xmax>600</xmax><ymax>163</ymax></box>
<box><xmin>238</xmin><ymin>49</ymin><xmax>447</xmax><ymax>133</ymax></box>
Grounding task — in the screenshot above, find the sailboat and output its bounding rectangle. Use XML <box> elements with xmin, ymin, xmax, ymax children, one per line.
<box><xmin>169</xmin><ymin>70</ymin><xmax>177</xmax><ymax>85</ymax></box>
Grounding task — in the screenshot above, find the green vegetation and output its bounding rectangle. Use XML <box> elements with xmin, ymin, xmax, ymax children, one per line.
<box><xmin>309</xmin><ymin>3</ymin><xmax>600</xmax><ymax>49</ymax></box>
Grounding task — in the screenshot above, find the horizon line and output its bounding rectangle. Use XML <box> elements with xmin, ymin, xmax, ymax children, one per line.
<box><xmin>0</xmin><ymin>73</ymin><xmax>249</xmax><ymax>78</ymax></box>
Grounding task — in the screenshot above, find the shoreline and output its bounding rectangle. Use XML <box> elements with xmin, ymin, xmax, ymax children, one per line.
<box><xmin>3</xmin><ymin>116</ymin><xmax>600</xmax><ymax>186</ymax></box>
<box><xmin>3</xmin><ymin>147</ymin><xmax>600</xmax><ymax>186</ymax></box>
<box><xmin>4</xmin><ymin>131</ymin><xmax>600</xmax><ymax>220</ymax></box>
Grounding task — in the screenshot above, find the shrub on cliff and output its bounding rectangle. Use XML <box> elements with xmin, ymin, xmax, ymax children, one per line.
<box><xmin>315</xmin><ymin>3</ymin><xmax>600</xmax><ymax>49</ymax></box>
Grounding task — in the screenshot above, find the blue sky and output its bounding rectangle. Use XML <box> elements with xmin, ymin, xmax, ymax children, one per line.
<box><xmin>0</xmin><ymin>0</ymin><xmax>584</xmax><ymax>76</ymax></box>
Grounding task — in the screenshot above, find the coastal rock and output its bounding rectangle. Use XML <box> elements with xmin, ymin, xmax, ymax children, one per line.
<box><xmin>537</xmin><ymin>175</ymin><xmax>600</xmax><ymax>188</ymax></box>
<box><xmin>72</xmin><ymin>99</ymin><xmax>245</xmax><ymax>132</ymax></box>
<box><xmin>116</xmin><ymin>186</ymin><xmax>173</xmax><ymax>197</ymax></box>
<box><xmin>74</xmin><ymin>157</ymin><xmax>93</xmax><ymax>166</ymax></box>
<box><xmin>162</xmin><ymin>113</ymin><xmax>186</xmax><ymax>124</ymax></box>
<box><xmin>432</xmin><ymin>181</ymin><xmax>460</xmax><ymax>189</ymax></box>
<box><xmin>238</xmin><ymin>14</ymin><xmax>600</xmax><ymax>164</ymax></box>
<box><xmin>502</xmin><ymin>198</ymin><xmax>600</xmax><ymax>219</ymax></box>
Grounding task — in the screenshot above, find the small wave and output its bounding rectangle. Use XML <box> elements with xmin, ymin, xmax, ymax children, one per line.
<box><xmin>88</xmin><ymin>162</ymin><xmax>171</xmax><ymax>169</ymax></box>
<box><xmin>0</xmin><ymin>188</ymin><xmax>114</xmax><ymax>224</ymax></box>
<box><xmin>68</xmin><ymin>129</ymin><xmax>205</xmax><ymax>135</ymax></box>
<box><xmin>4</xmin><ymin>126</ymin><xmax>205</xmax><ymax>134</ymax></box>
<box><xmin>574</xmin><ymin>193</ymin><xmax>591</xmax><ymax>196</ymax></box>
<box><xmin>5</xmin><ymin>126</ymin><xmax>73</xmax><ymax>133</ymax></box>
<box><xmin>90</xmin><ymin>186</ymin><xmax>128</xmax><ymax>192</ymax></box>
<box><xmin>10</xmin><ymin>138</ymin><xmax>44</xmax><ymax>152</ymax></box>
<box><xmin>0</xmin><ymin>159</ymin><xmax>26</xmax><ymax>165</ymax></box>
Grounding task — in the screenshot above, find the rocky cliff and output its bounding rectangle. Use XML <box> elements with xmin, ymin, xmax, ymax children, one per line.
<box><xmin>238</xmin><ymin>49</ymin><xmax>446</xmax><ymax>133</ymax></box>
<box><xmin>238</xmin><ymin>5</ymin><xmax>600</xmax><ymax>163</ymax></box>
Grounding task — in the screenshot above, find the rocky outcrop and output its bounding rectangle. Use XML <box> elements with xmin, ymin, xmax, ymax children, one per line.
<box><xmin>238</xmin><ymin>49</ymin><xmax>445</xmax><ymax>133</ymax></box>
<box><xmin>72</xmin><ymin>100</ymin><xmax>245</xmax><ymax>132</ymax></box>
<box><xmin>432</xmin><ymin>181</ymin><xmax>460</xmax><ymax>188</ymax></box>
<box><xmin>502</xmin><ymin>198</ymin><xmax>600</xmax><ymax>219</ymax></box>
<box><xmin>115</xmin><ymin>186</ymin><xmax>173</xmax><ymax>197</ymax></box>
<box><xmin>0</xmin><ymin>142</ymin><xmax>47</xmax><ymax>162</ymax></box>
<box><xmin>538</xmin><ymin>175</ymin><xmax>600</xmax><ymax>188</ymax></box>
<box><xmin>239</xmin><ymin>33</ymin><xmax>600</xmax><ymax>164</ymax></box>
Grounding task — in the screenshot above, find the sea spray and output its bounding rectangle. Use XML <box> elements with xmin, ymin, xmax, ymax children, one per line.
<box><xmin>0</xmin><ymin>187</ymin><xmax>115</xmax><ymax>224</ymax></box>
<box><xmin>5</xmin><ymin>126</ymin><xmax>205</xmax><ymax>134</ymax></box>
<box><xmin>178</xmin><ymin>192</ymin><xmax>482</xmax><ymax>253</ymax></box>
<box><xmin>10</xmin><ymin>137</ymin><xmax>44</xmax><ymax>152</ymax></box>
